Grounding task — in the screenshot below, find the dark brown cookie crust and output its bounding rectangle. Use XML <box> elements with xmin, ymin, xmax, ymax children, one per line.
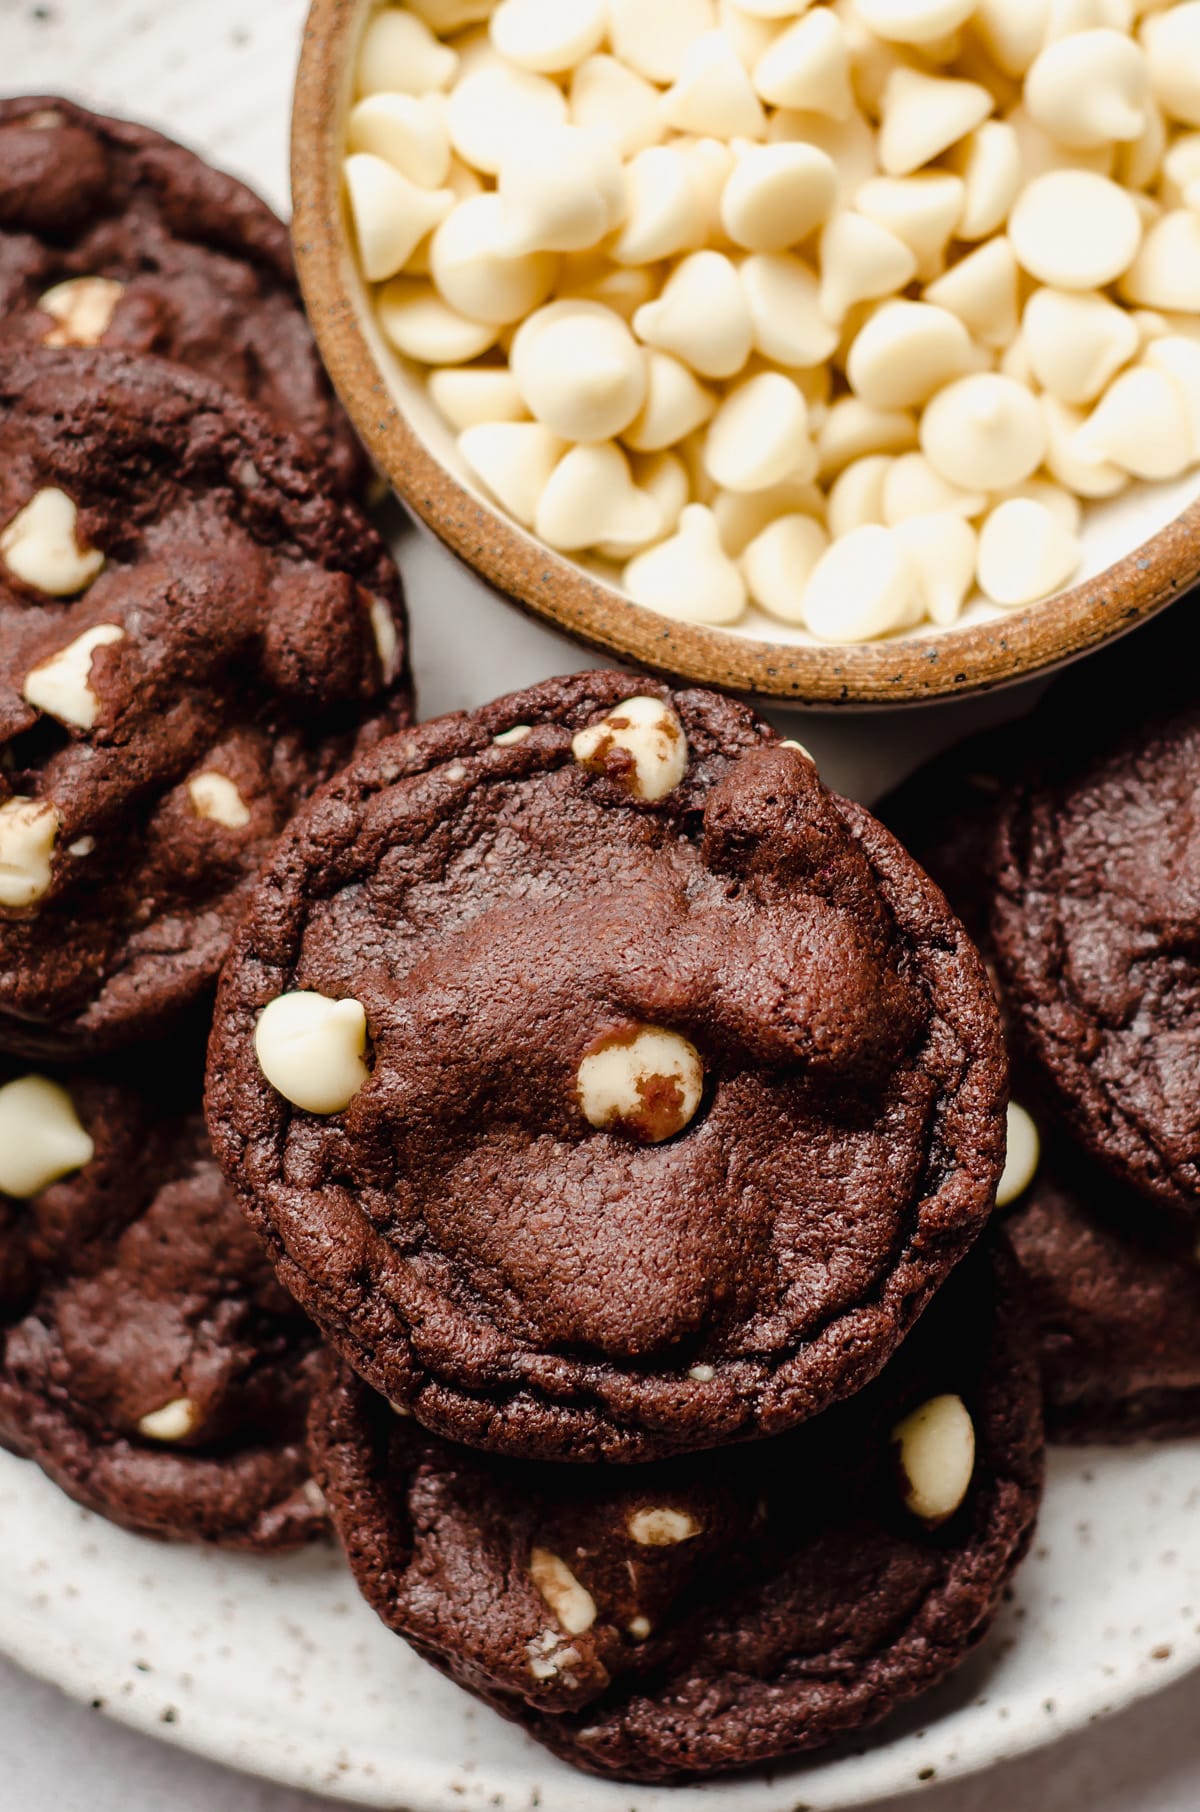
<box><xmin>311</xmin><ymin>1242</ymin><xmax>1042</xmax><ymax>1783</ymax></box>
<box><xmin>991</xmin><ymin>701</ymin><xmax>1200</xmax><ymax>1218</ymax></box>
<box><xmin>0</xmin><ymin>1056</ymin><xmax>325</xmax><ymax>1550</ymax></box>
<box><xmin>1005</xmin><ymin>1129</ymin><xmax>1200</xmax><ymax>1443</ymax></box>
<box><xmin>0</xmin><ymin>346</ymin><xmax>410</xmax><ymax>1058</ymax></box>
<box><xmin>0</xmin><ymin>95</ymin><xmax>365</xmax><ymax>492</ymax></box>
<box><xmin>208</xmin><ymin>673</ymin><xmax>1007</xmax><ymax>1464</ymax></box>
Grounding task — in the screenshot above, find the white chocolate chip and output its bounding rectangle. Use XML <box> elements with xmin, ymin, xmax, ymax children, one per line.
<box><xmin>856</xmin><ymin>0</ymin><xmax>977</xmax><ymax>45</ymax></box>
<box><xmin>37</xmin><ymin>276</ymin><xmax>124</xmax><ymax>348</ymax></box>
<box><xmin>1119</xmin><ymin>211</ymin><xmax>1200</xmax><ymax>312</ymax></box>
<box><xmin>627</xmin><ymin>1506</ymin><xmax>702</xmax><ymax>1546</ymax></box>
<box><xmin>536</xmin><ymin>443</ymin><xmax>663</xmax><ymax>552</ymax></box>
<box><xmin>634</xmin><ymin>252</ymin><xmax>754</xmax><ymax>379</ymax></box>
<box><xmin>894</xmin><ymin>512</ymin><xmax>978</xmax><ymax>625</ymax></box>
<box><xmin>429</xmin><ymin>365</ymin><xmax>527</xmax><ymax>431</ymax></box>
<box><xmin>817</xmin><ymin>396</ymin><xmax>919</xmax><ymax>477</ymax></box>
<box><xmin>714</xmin><ymin>478</ymin><xmax>825</xmax><ymax>553</ymax></box>
<box><xmin>1143</xmin><ymin>2</ymin><xmax>1200</xmax><ymax>129</ymax></box>
<box><xmin>828</xmin><ymin>454</ymin><xmax>890</xmax><ymax>538</ymax></box>
<box><xmin>878</xmin><ymin>69</ymin><xmax>993</xmax><ymax>177</ymax></box>
<box><xmin>855</xmin><ymin>173</ymin><xmax>966</xmax><ymax>278</ymax></box>
<box><xmin>624</xmin><ymin>352</ymin><xmax>716</xmax><ymax>454</ymax></box>
<box><xmin>529</xmin><ymin>1549</ymin><xmax>597</xmax><ymax>1635</ymax></box>
<box><xmin>511</xmin><ymin>302</ymin><xmax>647</xmax><ymax>441</ymax></box>
<box><xmin>569</xmin><ymin>55</ymin><xmax>666</xmax><ymax>158</ymax></box>
<box><xmin>68</xmin><ymin>836</ymin><xmax>95</xmax><ymax>858</ymax></box>
<box><xmin>0</xmin><ymin>1075</ymin><xmax>94</xmax><ymax>1198</ymax></box>
<box><xmin>977</xmin><ymin>497</ymin><xmax>1082</xmax><ymax>606</ymax></box>
<box><xmin>188</xmin><ymin>772</ymin><xmax>251</xmax><ymax>830</ymax></box>
<box><xmin>924</xmin><ymin>238</ymin><xmax>1020</xmax><ymax>350</ymax></box>
<box><xmin>742</xmin><ymin>253</ymin><xmax>840</xmax><ymax>367</ymax></box>
<box><xmin>974</xmin><ymin>0</ymin><xmax>1051</xmax><ymax>78</ymax></box>
<box><xmin>951</xmin><ymin>122</ymin><xmax>1022</xmax><ymax>241</ymax></box>
<box><xmin>609</xmin><ymin>145</ymin><xmax>709</xmax><ymax>267</ymax></box>
<box><xmin>1074</xmin><ymin>365</ymin><xmax>1193</xmax><ymax>479</ymax></box>
<box><xmin>846</xmin><ymin>301</ymin><xmax>975</xmax><ymax>410</ymax></box>
<box><xmin>721</xmin><ymin>142</ymin><xmax>838</xmax><ymax>251</ymax></box>
<box><xmin>346</xmin><ymin>93</ymin><xmax>451</xmax><ymax>188</ymax></box>
<box><xmin>1041</xmin><ymin>392</ymin><xmax>1129</xmax><ymax>496</ymax></box>
<box><xmin>254</xmin><ymin>992</ymin><xmax>370</xmax><ymax>1116</ymax></box>
<box><xmin>754</xmin><ymin>10</ymin><xmax>853</xmax><ymax>117</ymax></box>
<box><xmin>366</xmin><ymin>594</ymin><xmax>400</xmax><ymax>681</ymax></box>
<box><xmin>430</xmin><ymin>195</ymin><xmax>557</xmax><ymax>326</ymax></box>
<box><xmin>446</xmin><ymin>60</ymin><xmax>568</xmax><ymax>176</ymax></box>
<box><xmin>1009</xmin><ymin>170</ymin><xmax>1143</xmax><ymax>290</ymax></box>
<box><xmin>491</xmin><ymin>0</ymin><xmax>607</xmax><ymax>74</ymax></box>
<box><xmin>571</xmin><ymin>695</ymin><xmax>690</xmax><ymax>801</ymax></box>
<box><xmin>379</xmin><ymin>277</ymin><xmax>500</xmax><ymax>363</ymax></box>
<box><xmin>802</xmin><ymin>524</ymin><xmax>917</xmax><ymax>641</ymax></box>
<box><xmin>459</xmin><ymin>421</ymin><xmax>567</xmax><ymax>525</ymax></box>
<box><xmin>1023</xmin><ymin>288</ymin><xmax>1141</xmax><ymax>405</ymax></box>
<box><xmin>0</xmin><ymin>798</ymin><xmax>59</xmax><ymax>910</ymax></box>
<box><xmin>997</xmin><ymin>1101</ymin><xmax>1041</xmax><ymax>1207</ymax></box>
<box><xmin>1025</xmin><ymin>29</ymin><xmax>1149</xmax><ymax>151</ymax></box>
<box><xmin>494</xmin><ymin>724</ymin><xmax>533</xmax><ymax>746</ymax></box>
<box><xmin>23</xmin><ymin>624</ymin><xmax>124</xmax><ymax>730</ymax></box>
<box><xmin>344</xmin><ymin>153</ymin><xmax>454</xmax><ymax>282</ymax></box>
<box><xmin>627</xmin><ymin>1615</ymin><xmax>653</xmax><ymax>1641</ymax></box>
<box><xmin>624</xmin><ymin>504</ymin><xmax>748</xmax><ymax>623</ymax></box>
<box><xmin>1143</xmin><ymin>335</ymin><xmax>1200</xmax><ymax>456</ymax></box>
<box><xmin>704</xmin><ymin>371</ymin><xmax>814</xmax><ymax>493</ymax></box>
<box><xmin>576</xmin><ymin>1024</ymin><xmax>704</xmax><ymax>1142</ymax></box>
<box><xmin>608</xmin><ymin>0</ymin><xmax>720</xmax><ymax>83</ymax></box>
<box><xmin>921</xmin><ymin>374</ymin><xmax>1046</xmax><ymax>491</ymax></box>
<box><xmin>997</xmin><ymin>478</ymin><xmax>1083</xmax><ymax>537</ymax></box>
<box><xmin>1</xmin><ymin>489</ymin><xmax>105</xmax><ymax>597</ymax></box>
<box><xmin>882</xmin><ymin>452</ymin><xmax>985</xmax><ymax>524</ymax></box>
<box><xmin>137</xmin><ymin>1397</ymin><xmax>202</xmax><ymax>1443</ymax></box>
<box><xmin>356</xmin><ymin>9</ymin><xmax>458</xmax><ymax>95</ymax></box>
<box><xmin>893</xmin><ymin>1393</ymin><xmax>976</xmax><ymax>1526</ymax></box>
<box><xmin>662</xmin><ymin>31</ymin><xmax>769</xmax><ymax>138</ymax></box>
<box><xmin>742</xmin><ymin>513</ymin><xmax>830</xmax><ymax>621</ymax></box>
<box><xmin>688</xmin><ymin>1362</ymin><xmax>716</xmax><ymax>1382</ymax></box>
<box><xmin>818</xmin><ymin>210</ymin><xmax>917</xmax><ymax>324</ymax></box>
<box><xmin>498</xmin><ymin>126</ymin><xmax>625</xmax><ymax>256</ymax></box>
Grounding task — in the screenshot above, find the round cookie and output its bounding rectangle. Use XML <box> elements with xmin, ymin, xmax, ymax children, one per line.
<box><xmin>208</xmin><ymin>673</ymin><xmax>1008</xmax><ymax>1464</ymax></box>
<box><xmin>0</xmin><ymin>346</ymin><xmax>410</xmax><ymax>1058</ymax></box>
<box><xmin>0</xmin><ymin>96</ymin><xmax>365</xmax><ymax>493</ymax></box>
<box><xmin>0</xmin><ymin>1058</ymin><xmax>325</xmax><ymax>1550</ymax></box>
<box><xmin>991</xmin><ymin>700</ymin><xmax>1200</xmax><ymax>1216</ymax></box>
<box><xmin>1005</xmin><ymin>1126</ymin><xmax>1200</xmax><ymax>1443</ymax></box>
<box><xmin>311</xmin><ymin>1242</ymin><xmax>1042</xmax><ymax>1782</ymax></box>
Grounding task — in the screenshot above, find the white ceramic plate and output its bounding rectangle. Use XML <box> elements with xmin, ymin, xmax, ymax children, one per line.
<box><xmin>6</xmin><ymin>2</ymin><xmax>1200</xmax><ymax>1807</ymax></box>
<box><xmin>5</xmin><ymin>1440</ymin><xmax>1200</xmax><ymax>1812</ymax></box>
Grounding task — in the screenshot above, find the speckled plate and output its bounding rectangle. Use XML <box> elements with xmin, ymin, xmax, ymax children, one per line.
<box><xmin>6</xmin><ymin>1</ymin><xmax>1200</xmax><ymax>1807</ymax></box>
<box><xmin>4</xmin><ymin>1441</ymin><xmax>1200</xmax><ymax>1810</ymax></box>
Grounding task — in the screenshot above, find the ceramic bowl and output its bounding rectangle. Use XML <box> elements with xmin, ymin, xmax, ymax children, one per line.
<box><xmin>291</xmin><ymin>0</ymin><xmax>1200</xmax><ymax>705</ymax></box>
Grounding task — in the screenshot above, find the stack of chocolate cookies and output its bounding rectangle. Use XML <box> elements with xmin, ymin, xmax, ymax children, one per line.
<box><xmin>204</xmin><ymin>673</ymin><xmax>1044</xmax><ymax>1782</ymax></box>
<box><xmin>0</xmin><ymin>99</ymin><xmax>410</xmax><ymax>1550</ymax></box>
<box><xmin>882</xmin><ymin>638</ymin><xmax>1200</xmax><ymax>1447</ymax></box>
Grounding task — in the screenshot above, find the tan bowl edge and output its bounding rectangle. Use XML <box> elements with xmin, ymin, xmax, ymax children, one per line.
<box><xmin>291</xmin><ymin>0</ymin><xmax>1200</xmax><ymax>706</ymax></box>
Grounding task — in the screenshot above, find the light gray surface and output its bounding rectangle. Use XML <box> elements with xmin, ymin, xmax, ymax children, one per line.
<box><xmin>3</xmin><ymin>0</ymin><xmax>1200</xmax><ymax>1805</ymax></box>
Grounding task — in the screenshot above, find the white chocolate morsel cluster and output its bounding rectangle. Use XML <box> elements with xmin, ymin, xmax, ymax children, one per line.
<box><xmin>346</xmin><ymin>0</ymin><xmax>1200</xmax><ymax>642</ymax></box>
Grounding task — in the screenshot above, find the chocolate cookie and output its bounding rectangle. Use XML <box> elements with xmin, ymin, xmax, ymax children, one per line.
<box><xmin>0</xmin><ymin>346</ymin><xmax>410</xmax><ymax>1058</ymax></box>
<box><xmin>991</xmin><ymin>700</ymin><xmax>1200</xmax><ymax>1216</ymax></box>
<box><xmin>311</xmin><ymin>1242</ymin><xmax>1042</xmax><ymax>1782</ymax></box>
<box><xmin>208</xmin><ymin>674</ymin><xmax>1007</xmax><ymax>1464</ymax></box>
<box><xmin>0</xmin><ymin>96</ymin><xmax>364</xmax><ymax>492</ymax></box>
<box><xmin>1005</xmin><ymin>1127</ymin><xmax>1200</xmax><ymax>1442</ymax></box>
<box><xmin>0</xmin><ymin>1057</ymin><xmax>325</xmax><ymax>1549</ymax></box>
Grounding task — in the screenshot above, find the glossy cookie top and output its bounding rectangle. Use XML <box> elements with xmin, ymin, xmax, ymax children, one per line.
<box><xmin>0</xmin><ymin>1056</ymin><xmax>325</xmax><ymax>1550</ymax></box>
<box><xmin>992</xmin><ymin>698</ymin><xmax>1200</xmax><ymax>1217</ymax></box>
<box><xmin>0</xmin><ymin>347</ymin><xmax>410</xmax><ymax>1058</ymax></box>
<box><xmin>209</xmin><ymin>672</ymin><xmax>1007</xmax><ymax>1463</ymax></box>
<box><xmin>311</xmin><ymin>1243</ymin><xmax>1042</xmax><ymax>1783</ymax></box>
<box><xmin>0</xmin><ymin>95</ymin><xmax>365</xmax><ymax>492</ymax></box>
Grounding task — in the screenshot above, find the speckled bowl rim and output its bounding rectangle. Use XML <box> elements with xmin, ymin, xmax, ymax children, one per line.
<box><xmin>291</xmin><ymin>0</ymin><xmax>1200</xmax><ymax>705</ymax></box>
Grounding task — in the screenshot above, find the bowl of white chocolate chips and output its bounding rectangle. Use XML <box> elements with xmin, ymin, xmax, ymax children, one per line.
<box><xmin>293</xmin><ymin>0</ymin><xmax>1200</xmax><ymax>701</ymax></box>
